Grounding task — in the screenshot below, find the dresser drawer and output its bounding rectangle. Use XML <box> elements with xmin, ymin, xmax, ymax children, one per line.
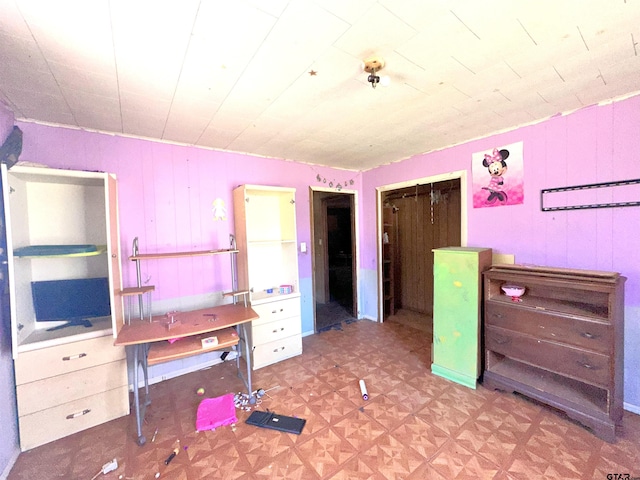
<box><xmin>253</xmin><ymin>334</ymin><xmax>302</xmax><ymax>369</ymax></box>
<box><xmin>485</xmin><ymin>303</ymin><xmax>611</xmax><ymax>353</ymax></box>
<box><xmin>14</xmin><ymin>335</ymin><xmax>126</xmax><ymax>385</ymax></box>
<box><xmin>18</xmin><ymin>385</ymin><xmax>129</xmax><ymax>451</ymax></box>
<box><xmin>253</xmin><ymin>316</ymin><xmax>302</xmax><ymax>344</ymax></box>
<box><xmin>486</xmin><ymin>326</ymin><xmax>611</xmax><ymax>387</ymax></box>
<box><xmin>16</xmin><ymin>359</ymin><xmax>127</xmax><ymax>416</ymax></box>
<box><xmin>251</xmin><ymin>297</ymin><xmax>301</xmax><ymax>326</ymax></box>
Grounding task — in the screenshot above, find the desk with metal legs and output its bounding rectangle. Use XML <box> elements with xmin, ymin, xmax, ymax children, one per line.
<box><xmin>114</xmin><ymin>303</ymin><xmax>258</xmax><ymax>445</ymax></box>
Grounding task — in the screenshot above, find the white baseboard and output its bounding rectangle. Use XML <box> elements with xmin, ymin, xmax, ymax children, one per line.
<box><xmin>624</xmin><ymin>402</ymin><xmax>640</xmax><ymax>415</ymax></box>
<box><xmin>0</xmin><ymin>448</ymin><xmax>20</xmax><ymax>480</ymax></box>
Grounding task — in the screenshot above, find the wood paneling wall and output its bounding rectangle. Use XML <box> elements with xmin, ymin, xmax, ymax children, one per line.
<box><xmin>386</xmin><ymin>181</ymin><xmax>461</xmax><ymax>315</ymax></box>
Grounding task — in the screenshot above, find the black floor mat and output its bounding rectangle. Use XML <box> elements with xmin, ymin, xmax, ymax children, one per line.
<box><xmin>315</xmin><ymin>301</ymin><xmax>355</xmax><ymax>332</ymax></box>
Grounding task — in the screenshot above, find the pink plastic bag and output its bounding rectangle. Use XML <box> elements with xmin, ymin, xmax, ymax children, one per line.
<box><xmin>195</xmin><ymin>393</ymin><xmax>237</xmax><ymax>432</ymax></box>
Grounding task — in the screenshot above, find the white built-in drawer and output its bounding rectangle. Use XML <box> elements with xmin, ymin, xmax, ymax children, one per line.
<box><xmin>253</xmin><ymin>334</ymin><xmax>302</xmax><ymax>369</ymax></box>
<box><xmin>251</xmin><ymin>297</ymin><xmax>301</xmax><ymax>326</ymax></box>
<box><xmin>14</xmin><ymin>335</ymin><xmax>126</xmax><ymax>385</ymax></box>
<box><xmin>16</xmin><ymin>359</ymin><xmax>128</xmax><ymax>416</ymax></box>
<box><xmin>18</xmin><ymin>385</ymin><xmax>130</xmax><ymax>451</ymax></box>
<box><xmin>252</xmin><ymin>316</ymin><xmax>302</xmax><ymax>344</ymax></box>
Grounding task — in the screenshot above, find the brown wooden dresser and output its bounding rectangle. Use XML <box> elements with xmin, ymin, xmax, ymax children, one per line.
<box><xmin>482</xmin><ymin>264</ymin><xmax>625</xmax><ymax>442</ymax></box>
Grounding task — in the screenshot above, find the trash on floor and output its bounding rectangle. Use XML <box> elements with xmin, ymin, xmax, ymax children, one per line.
<box><xmin>245</xmin><ymin>410</ymin><xmax>306</xmax><ymax>435</ymax></box>
<box><xmin>234</xmin><ymin>391</ymin><xmax>256</xmax><ymax>410</ymax></box>
<box><xmin>164</xmin><ymin>442</ymin><xmax>179</xmax><ymax>465</ymax></box>
<box><xmin>359</xmin><ymin>379</ymin><xmax>369</xmax><ymax>400</ymax></box>
<box><xmin>195</xmin><ymin>393</ymin><xmax>237</xmax><ymax>432</ymax></box>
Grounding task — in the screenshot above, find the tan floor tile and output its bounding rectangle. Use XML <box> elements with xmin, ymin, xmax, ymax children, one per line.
<box><xmin>306</xmin><ymin>390</ymin><xmax>359</xmax><ymax>425</ymax></box>
<box><xmin>287</xmin><ymin>402</ymin><xmax>330</xmax><ymax>440</ymax></box>
<box><xmin>505</xmin><ymin>448</ymin><xmax>589</xmax><ymax>480</ymax></box>
<box><xmin>384</xmin><ymin>383</ymin><xmax>430</xmax><ymax>412</ymax></box>
<box><xmin>453</xmin><ymin>414</ymin><xmax>528</xmax><ymax>469</ymax></box>
<box><xmin>437</xmin><ymin>384</ymin><xmax>489</xmax><ymax>416</ymax></box>
<box><xmin>429</xmin><ymin>439</ymin><xmax>501</xmax><ymax>479</ymax></box>
<box><xmin>332</xmin><ymin>409</ymin><xmax>387</xmax><ymax>451</ymax></box>
<box><xmin>358</xmin><ymin>433</ymin><xmax>428</xmax><ymax>480</ymax></box>
<box><xmin>295</xmin><ymin>427</ymin><xmax>358</xmax><ymax>478</ymax></box>
<box><xmin>315</xmin><ymin>364</ymin><xmax>360</xmax><ymax>391</ymax></box>
<box><xmin>249</xmin><ymin>449</ymin><xmax>316</xmax><ymax>480</ymax></box>
<box><xmin>325</xmin><ymin>456</ymin><xmax>388</xmax><ymax>480</ymax></box>
<box><xmin>290</xmin><ymin>375</ymin><xmax>336</xmax><ymax>402</ymax></box>
<box><xmin>415</xmin><ymin>397</ymin><xmax>471</xmax><ymax>436</ymax></box>
<box><xmin>361</xmin><ymin>393</ymin><xmax>414</xmax><ymax>431</ymax></box>
<box><xmin>389</xmin><ymin>413</ymin><xmax>449</xmax><ymax>460</ymax></box>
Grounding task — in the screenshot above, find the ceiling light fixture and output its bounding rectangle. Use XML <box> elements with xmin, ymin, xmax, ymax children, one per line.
<box><xmin>363</xmin><ymin>56</ymin><xmax>389</xmax><ymax>89</ymax></box>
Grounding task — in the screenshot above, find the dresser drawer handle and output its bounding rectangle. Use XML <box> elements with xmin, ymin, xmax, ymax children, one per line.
<box><xmin>66</xmin><ymin>409</ymin><xmax>91</xmax><ymax>419</ymax></box>
<box><xmin>492</xmin><ymin>313</ymin><xmax>504</xmax><ymax>319</ymax></box>
<box><xmin>273</xmin><ymin>346</ymin><xmax>285</xmax><ymax>353</ymax></box>
<box><xmin>62</xmin><ymin>353</ymin><xmax>87</xmax><ymax>361</ymax></box>
<box><xmin>494</xmin><ymin>336</ymin><xmax>510</xmax><ymax>345</ymax></box>
<box><xmin>272</xmin><ymin>327</ymin><xmax>285</xmax><ymax>333</ymax></box>
<box><xmin>578</xmin><ymin>361</ymin><xmax>596</xmax><ymax>370</ymax></box>
<box><xmin>581</xmin><ymin>332</ymin><xmax>596</xmax><ymax>339</ymax></box>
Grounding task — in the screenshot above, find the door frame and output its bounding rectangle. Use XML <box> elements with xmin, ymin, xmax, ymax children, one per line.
<box><xmin>375</xmin><ymin>170</ymin><xmax>468</xmax><ymax>322</ymax></box>
<box><xmin>310</xmin><ymin>186</ymin><xmax>359</xmax><ymax>330</ymax></box>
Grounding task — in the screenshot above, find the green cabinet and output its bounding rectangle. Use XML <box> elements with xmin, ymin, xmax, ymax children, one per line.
<box><xmin>431</xmin><ymin>247</ymin><xmax>492</xmax><ymax>389</ymax></box>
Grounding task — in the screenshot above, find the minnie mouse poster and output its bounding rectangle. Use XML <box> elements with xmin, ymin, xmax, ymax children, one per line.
<box><xmin>472</xmin><ymin>142</ymin><xmax>524</xmax><ymax>208</ymax></box>
<box><xmin>482</xmin><ymin>148</ymin><xmax>509</xmax><ymax>203</ymax></box>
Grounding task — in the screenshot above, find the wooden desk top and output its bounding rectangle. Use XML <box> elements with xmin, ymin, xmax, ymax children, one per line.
<box><xmin>114</xmin><ymin>303</ymin><xmax>259</xmax><ymax>346</ymax></box>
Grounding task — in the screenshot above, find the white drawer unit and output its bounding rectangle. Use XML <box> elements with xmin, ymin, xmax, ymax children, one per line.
<box><xmin>2</xmin><ymin>165</ymin><xmax>129</xmax><ymax>450</ymax></box>
<box><xmin>252</xmin><ymin>315</ymin><xmax>302</xmax><ymax>344</ymax></box>
<box><xmin>14</xmin><ymin>335</ymin><xmax>126</xmax><ymax>384</ymax></box>
<box><xmin>253</xmin><ymin>333</ymin><xmax>303</xmax><ymax>368</ymax></box>
<box><xmin>233</xmin><ymin>184</ymin><xmax>303</xmax><ymax>370</ymax></box>
<box><xmin>18</xmin><ymin>386</ymin><xmax>129</xmax><ymax>452</ymax></box>
<box><xmin>16</xmin><ymin>361</ymin><xmax>128</xmax><ymax>416</ymax></box>
<box><xmin>14</xmin><ymin>335</ymin><xmax>129</xmax><ymax>451</ymax></box>
<box><xmin>251</xmin><ymin>297</ymin><xmax>302</xmax><ymax>326</ymax></box>
<box><xmin>249</xmin><ymin>296</ymin><xmax>302</xmax><ymax>369</ymax></box>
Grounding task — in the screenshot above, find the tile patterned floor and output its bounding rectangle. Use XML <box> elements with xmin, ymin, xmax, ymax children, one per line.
<box><xmin>8</xmin><ymin>312</ymin><xmax>640</xmax><ymax>480</ymax></box>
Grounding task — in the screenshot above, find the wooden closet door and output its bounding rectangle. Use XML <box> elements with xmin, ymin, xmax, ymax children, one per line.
<box><xmin>394</xmin><ymin>183</ymin><xmax>461</xmax><ymax>315</ymax></box>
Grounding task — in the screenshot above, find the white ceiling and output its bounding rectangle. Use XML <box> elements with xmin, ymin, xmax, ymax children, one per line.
<box><xmin>1</xmin><ymin>0</ymin><xmax>639</xmax><ymax>171</ymax></box>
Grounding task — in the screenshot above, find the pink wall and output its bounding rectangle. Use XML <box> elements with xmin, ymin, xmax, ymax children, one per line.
<box><xmin>16</xmin><ymin>123</ymin><xmax>363</xmax><ymax>335</ymax></box>
<box><xmin>362</xmin><ymin>94</ymin><xmax>640</xmax><ymax>408</ymax></box>
<box><xmin>11</xmin><ymin>94</ymin><xmax>640</xmax><ymax>408</ymax></box>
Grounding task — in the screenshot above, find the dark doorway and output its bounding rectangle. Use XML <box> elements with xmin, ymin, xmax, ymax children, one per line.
<box><xmin>327</xmin><ymin>206</ymin><xmax>353</xmax><ymax>308</ymax></box>
<box><xmin>311</xmin><ymin>190</ymin><xmax>357</xmax><ymax>332</ymax></box>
